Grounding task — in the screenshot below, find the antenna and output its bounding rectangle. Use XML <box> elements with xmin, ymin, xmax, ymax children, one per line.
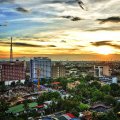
<box><xmin>10</xmin><ymin>37</ymin><xmax>13</xmax><ymax>62</ymax></box>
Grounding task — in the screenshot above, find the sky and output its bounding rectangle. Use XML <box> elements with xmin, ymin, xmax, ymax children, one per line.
<box><xmin>0</xmin><ymin>0</ymin><xmax>120</xmax><ymax>60</ymax></box>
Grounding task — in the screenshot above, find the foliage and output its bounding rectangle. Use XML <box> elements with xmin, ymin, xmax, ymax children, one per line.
<box><xmin>0</xmin><ymin>99</ymin><xmax>9</xmax><ymax>119</ymax></box>
<box><xmin>104</xmin><ymin>95</ymin><xmax>116</xmax><ymax>106</ymax></box>
<box><xmin>110</xmin><ymin>83</ymin><xmax>120</xmax><ymax>97</ymax></box>
<box><xmin>114</xmin><ymin>102</ymin><xmax>120</xmax><ymax>113</ymax></box>
<box><xmin>101</xmin><ymin>85</ymin><xmax>111</xmax><ymax>94</ymax></box>
<box><xmin>79</xmin><ymin>103</ymin><xmax>90</xmax><ymax>112</ymax></box>
<box><xmin>37</xmin><ymin>91</ymin><xmax>60</xmax><ymax>104</ymax></box>
<box><xmin>23</xmin><ymin>100</ymin><xmax>29</xmax><ymax>111</ymax></box>
<box><xmin>90</xmin><ymin>81</ymin><xmax>101</xmax><ymax>89</ymax></box>
<box><xmin>92</xmin><ymin>90</ymin><xmax>104</xmax><ymax>102</ymax></box>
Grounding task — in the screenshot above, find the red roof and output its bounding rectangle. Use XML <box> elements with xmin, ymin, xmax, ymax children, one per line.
<box><xmin>66</xmin><ymin>113</ymin><xmax>75</xmax><ymax>118</ymax></box>
<box><xmin>51</xmin><ymin>82</ymin><xmax>60</xmax><ymax>85</ymax></box>
<box><xmin>36</xmin><ymin>104</ymin><xmax>44</xmax><ymax>108</ymax></box>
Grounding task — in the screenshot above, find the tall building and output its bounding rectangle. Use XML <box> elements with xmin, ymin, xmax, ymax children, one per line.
<box><xmin>30</xmin><ymin>57</ymin><xmax>51</xmax><ymax>81</ymax></box>
<box><xmin>0</xmin><ymin>61</ymin><xmax>26</xmax><ymax>85</ymax></box>
<box><xmin>94</xmin><ymin>65</ymin><xmax>111</xmax><ymax>77</ymax></box>
<box><xmin>51</xmin><ymin>62</ymin><xmax>66</xmax><ymax>78</ymax></box>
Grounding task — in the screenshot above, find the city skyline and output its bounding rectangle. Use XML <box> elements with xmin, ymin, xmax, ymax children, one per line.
<box><xmin>0</xmin><ymin>0</ymin><xmax>120</xmax><ymax>60</ymax></box>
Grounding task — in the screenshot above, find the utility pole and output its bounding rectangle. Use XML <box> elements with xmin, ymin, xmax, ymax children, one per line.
<box><xmin>10</xmin><ymin>37</ymin><xmax>13</xmax><ymax>62</ymax></box>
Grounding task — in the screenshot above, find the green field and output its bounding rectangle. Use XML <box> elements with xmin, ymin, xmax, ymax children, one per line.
<box><xmin>7</xmin><ymin>102</ymin><xmax>38</xmax><ymax>114</ymax></box>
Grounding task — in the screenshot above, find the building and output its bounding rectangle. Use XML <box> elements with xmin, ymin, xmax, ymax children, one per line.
<box><xmin>51</xmin><ymin>62</ymin><xmax>66</xmax><ymax>78</ymax></box>
<box><xmin>94</xmin><ymin>65</ymin><xmax>111</xmax><ymax>77</ymax></box>
<box><xmin>67</xmin><ymin>81</ymin><xmax>80</xmax><ymax>89</ymax></box>
<box><xmin>30</xmin><ymin>57</ymin><xmax>51</xmax><ymax>81</ymax></box>
<box><xmin>0</xmin><ymin>61</ymin><xmax>26</xmax><ymax>85</ymax></box>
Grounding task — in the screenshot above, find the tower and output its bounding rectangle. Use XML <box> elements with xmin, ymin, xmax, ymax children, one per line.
<box><xmin>10</xmin><ymin>37</ymin><xmax>13</xmax><ymax>62</ymax></box>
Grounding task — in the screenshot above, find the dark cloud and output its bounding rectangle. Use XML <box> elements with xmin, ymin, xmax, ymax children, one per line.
<box><xmin>91</xmin><ymin>41</ymin><xmax>120</xmax><ymax>50</ymax></box>
<box><xmin>61</xmin><ymin>40</ymin><xmax>66</xmax><ymax>43</ymax></box>
<box><xmin>97</xmin><ymin>17</ymin><xmax>120</xmax><ymax>24</ymax></box>
<box><xmin>54</xmin><ymin>48</ymin><xmax>79</xmax><ymax>52</ymax></box>
<box><xmin>0</xmin><ymin>24</ymin><xmax>7</xmax><ymax>27</ymax></box>
<box><xmin>61</xmin><ymin>15</ymin><xmax>82</xmax><ymax>21</ymax></box>
<box><xmin>47</xmin><ymin>45</ymin><xmax>56</xmax><ymax>47</ymax></box>
<box><xmin>71</xmin><ymin>17</ymin><xmax>82</xmax><ymax>21</ymax></box>
<box><xmin>0</xmin><ymin>22</ymin><xmax>8</xmax><ymax>27</ymax></box>
<box><xmin>76</xmin><ymin>45</ymin><xmax>86</xmax><ymax>47</ymax></box>
<box><xmin>91</xmin><ymin>41</ymin><xmax>111</xmax><ymax>46</ymax></box>
<box><xmin>16</xmin><ymin>7</ymin><xmax>29</xmax><ymax>13</ymax></box>
<box><xmin>76</xmin><ymin>0</ymin><xmax>85</xmax><ymax>10</ymax></box>
<box><xmin>0</xmin><ymin>41</ymin><xmax>57</xmax><ymax>48</ymax></box>
<box><xmin>43</xmin><ymin>0</ymin><xmax>76</xmax><ymax>4</ymax></box>
<box><xmin>13</xmin><ymin>43</ymin><xmax>57</xmax><ymax>48</ymax></box>
<box><xmin>13</xmin><ymin>42</ymin><xmax>40</xmax><ymax>47</ymax></box>
<box><xmin>0</xmin><ymin>0</ymin><xmax>14</xmax><ymax>3</ymax></box>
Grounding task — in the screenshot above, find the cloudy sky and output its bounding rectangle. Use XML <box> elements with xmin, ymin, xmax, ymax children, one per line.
<box><xmin>0</xmin><ymin>0</ymin><xmax>120</xmax><ymax>60</ymax></box>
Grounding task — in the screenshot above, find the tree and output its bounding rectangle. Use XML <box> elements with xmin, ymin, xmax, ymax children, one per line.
<box><xmin>92</xmin><ymin>90</ymin><xmax>104</xmax><ymax>102</ymax></box>
<box><xmin>110</xmin><ymin>83</ymin><xmax>120</xmax><ymax>97</ymax></box>
<box><xmin>90</xmin><ymin>81</ymin><xmax>101</xmax><ymax>89</ymax></box>
<box><xmin>101</xmin><ymin>85</ymin><xmax>111</xmax><ymax>94</ymax></box>
<box><xmin>84</xmin><ymin>75</ymin><xmax>95</xmax><ymax>82</ymax></box>
<box><xmin>114</xmin><ymin>102</ymin><xmax>120</xmax><ymax>113</ymax></box>
<box><xmin>107</xmin><ymin>111</ymin><xmax>117</xmax><ymax>120</ymax></box>
<box><xmin>0</xmin><ymin>99</ymin><xmax>9</xmax><ymax>119</ymax></box>
<box><xmin>104</xmin><ymin>95</ymin><xmax>116</xmax><ymax>106</ymax></box>
<box><xmin>0</xmin><ymin>81</ymin><xmax>6</xmax><ymax>93</ymax></box>
<box><xmin>10</xmin><ymin>81</ymin><xmax>16</xmax><ymax>87</ymax></box>
<box><xmin>110</xmin><ymin>83</ymin><xmax>119</xmax><ymax>91</ymax></box>
<box><xmin>23</xmin><ymin>100</ymin><xmax>29</xmax><ymax>112</ymax></box>
<box><xmin>79</xmin><ymin>103</ymin><xmax>90</xmax><ymax>112</ymax></box>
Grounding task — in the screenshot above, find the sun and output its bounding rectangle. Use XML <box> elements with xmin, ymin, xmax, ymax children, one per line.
<box><xmin>95</xmin><ymin>46</ymin><xmax>114</xmax><ymax>55</ymax></box>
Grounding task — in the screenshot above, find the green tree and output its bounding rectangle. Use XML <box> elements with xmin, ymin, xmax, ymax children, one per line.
<box><xmin>23</xmin><ymin>100</ymin><xmax>29</xmax><ymax>111</ymax></box>
<box><xmin>101</xmin><ymin>85</ymin><xmax>111</xmax><ymax>94</ymax></box>
<box><xmin>90</xmin><ymin>81</ymin><xmax>101</xmax><ymax>89</ymax></box>
<box><xmin>104</xmin><ymin>95</ymin><xmax>116</xmax><ymax>106</ymax></box>
<box><xmin>0</xmin><ymin>81</ymin><xmax>6</xmax><ymax>93</ymax></box>
<box><xmin>107</xmin><ymin>111</ymin><xmax>117</xmax><ymax>120</ymax></box>
<box><xmin>0</xmin><ymin>99</ymin><xmax>9</xmax><ymax>119</ymax></box>
<box><xmin>79</xmin><ymin>103</ymin><xmax>90</xmax><ymax>112</ymax></box>
<box><xmin>114</xmin><ymin>102</ymin><xmax>120</xmax><ymax>113</ymax></box>
<box><xmin>110</xmin><ymin>83</ymin><xmax>120</xmax><ymax>97</ymax></box>
<box><xmin>92</xmin><ymin>90</ymin><xmax>104</xmax><ymax>102</ymax></box>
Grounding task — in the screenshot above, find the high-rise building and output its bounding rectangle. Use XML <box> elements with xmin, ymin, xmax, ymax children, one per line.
<box><xmin>0</xmin><ymin>61</ymin><xmax>26</xmax><ymax>85</ymax></box>
<box><xmin>30</xmin><ymin>57</ymin><xmax>51</xmax><ymax>81</ymax></box>
<box><xmin>51</xmin><ymin>62</ymin><xmax>66</xmax><ymax>78</ymax></box>
<box><xmin>94</xmin><ymin>65</ymin><xmax>111</xmax><ymax>77</ymax></box>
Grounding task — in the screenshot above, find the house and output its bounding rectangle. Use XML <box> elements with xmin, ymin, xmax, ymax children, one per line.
<box><xmin>90</xmin><ymin>103</ymin><xmax>111</xmax><ymax>112</ymax></box>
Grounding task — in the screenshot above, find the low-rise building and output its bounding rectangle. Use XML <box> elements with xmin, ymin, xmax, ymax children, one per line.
<box><xmin>0</xmin><ymin>61</ymin><xmax>26</xmax><ymax>85</ymax></box>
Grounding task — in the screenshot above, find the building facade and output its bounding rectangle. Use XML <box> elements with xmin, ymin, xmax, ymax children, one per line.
<box><xmin>0</xmin><ymin>61</ymin><xmax>26</xmax><ymax>84</ymax></box>
<box><xmin>51</xmin><ymin>62</ymin><xmax>66</xmax><ymax>78</ymax></box>
<box><xmin>30</xmin><ymin>57</ymin><xmax>51</xmax><ymax>81</ymax></box>
<box><xmin>94</xmin><ymin>65</ymin><xmax>111</xmax><ymax>77</ymax></box>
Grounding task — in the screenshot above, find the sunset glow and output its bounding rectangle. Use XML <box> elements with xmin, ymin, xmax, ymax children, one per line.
<box><xmin>0</xmin><ymin>0</ymin><xmax>120</xmax><ymax>60</ymax></box>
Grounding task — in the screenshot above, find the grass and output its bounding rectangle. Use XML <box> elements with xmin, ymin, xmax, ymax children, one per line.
<box><xmin>7</xmin><ymin>102</ymin><xmax>38</xmax><ymax>114</ymax></box>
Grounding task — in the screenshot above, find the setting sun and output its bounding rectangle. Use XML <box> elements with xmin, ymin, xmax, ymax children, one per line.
<box><xmin>95</xmin><ymin>46</ymin><xmax>114</xmax><ymax>55</ymax></box>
